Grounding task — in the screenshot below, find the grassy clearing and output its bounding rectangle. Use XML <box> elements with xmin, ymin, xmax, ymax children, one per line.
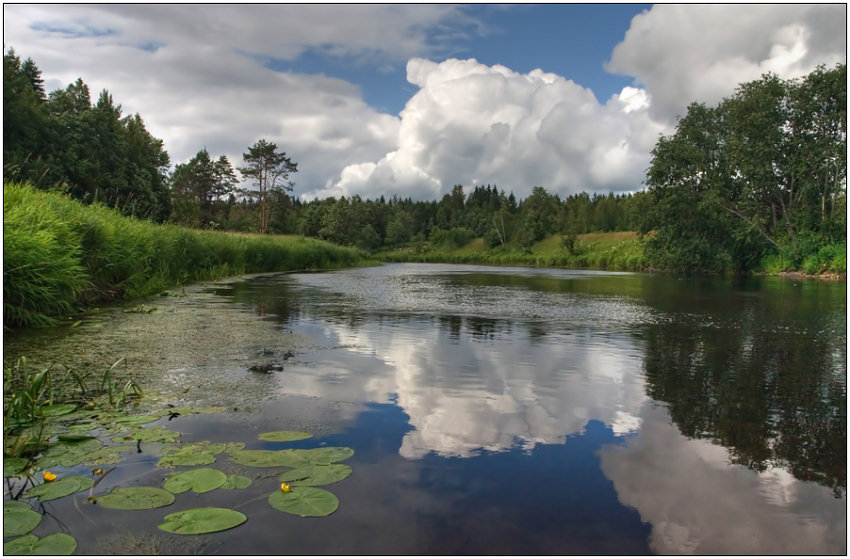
<box><xmin>376</xmin><ymin>231</ymin><xmax>647</xmax><ymax>271</ymax></box>
<box><xmin>4</xmin><ymin>183</ymin><xmax>365</xmax><ymax>329</ymax></box>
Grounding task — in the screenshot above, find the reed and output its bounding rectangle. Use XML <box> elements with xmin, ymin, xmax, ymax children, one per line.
<box><xmin>4</xmin><ymin>183</ymin><xmax>365</xmax><ymax>328</ymax></box>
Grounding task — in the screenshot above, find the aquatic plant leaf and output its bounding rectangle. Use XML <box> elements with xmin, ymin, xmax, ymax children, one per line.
<box><xmin>113</xmin><ymin>426</ymin><xmax>180</xmax><ymax>444</ymax></box>
<box><xmin>257</xmin><ymin>430</ymin><xmax>312</xmax><ymax>442</ymax></box>
<box><xmin>279</xmin><ymin>464</ymin><xmax>352</xmax><ymax>486</ymax></box>
<box><xmin>36</xmin><ymin>404</ymin><xmax>77</xmax><ymax>417</ymax></box>
<box><xmin>38</xmin><ymin>438</ymin><xmax>103</xmax><ymax>468</ymax></box>
<box><xmin>298</xmin><ymin>446</ymin><xmax>355</xmax><ymax>464</ymax></box>
<box><xmin>158</xmin><ymin>507</ymin><xmax>246</xmax><ymax>535</ymax></box>
<box><xmin>228</xmin><ymin>449</ymin><xmax>307</xmax><ymax>468</ymax></box>
<box><xmin>268</xmin><ymin>486</ymin><xmax>339</xmax><ymax>517</ymax></box>
<box><xmin>206</xmin><ymin>442</ymin><xmax>245</xmax><ymax>455</ymax></box>
<box><xmin>97</xmin><ymin>487</ymin><xmax>175</xmax><ymax>510</ymax></box>
<box><xmin>114</xmin><ymin>414</ymin><xmax>158</xmax><ymax>425</ymax></box>
<box><xmin>3</xmin><ymin>501</ymin><xmax>42</xmax><ymax>537</ymax></box>
<box><xmin>23</xmin><ymin>476</ymin><xmax>93</xmax><ymax>501</ymax></box>
<box><xmin>163</xmin><ymin>468</ymin><xmax>226</xmax><ymax>494</ymax></box>
<box><xmin>221</xmin><ymin>474</ymin><xmax>252</xmax><ymax>490</ymax></box>
<box><xmin>83</xmin><ymin>445</ymin><xmax>134</xmax><ymax>466</ymax></box>
<box><xmin>64</xmin><ymin>423</ymin><xmax>97</xmax><ymax>434</ymax></box>
<box><xmin>3</xmin><ymin>533</ymin><xmax>77</xmax><ymax>555</ymax></box>
<box><xmin>4</xmin><ymin>457</ymin><xmax>30</xmax><ymax>476</ymax></box>
<box><xmin>153</xmin><ymin>406</ymin><xmax>227</xmax><ymax>417</ymax></box>
<box><xmin>158</xmin><ymin>448</ymin><xmax>215</xmax><ymax>467</ymax></box>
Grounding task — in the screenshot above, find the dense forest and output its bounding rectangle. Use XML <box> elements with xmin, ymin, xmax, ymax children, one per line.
<box><xmin>4</xmin><ymin>47</ymin><xmax>846</xmax><ymax>274</ymax></box>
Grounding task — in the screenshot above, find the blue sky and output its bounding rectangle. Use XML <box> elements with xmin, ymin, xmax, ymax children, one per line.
<box><xmin>272</xmin><ymin>4</ymin><xmax>652</xmax><ymax>115</ymax></box>
<box><xmin>2</xmin><ymin>4</ymin><xmax>846</xmax><ymax>201</ymax></box>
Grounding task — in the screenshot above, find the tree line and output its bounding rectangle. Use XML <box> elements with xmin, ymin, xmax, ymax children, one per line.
<box><xmin>5</xmin><ymin>47</ymin><xmax>845</xmax><ymax>272</ymax></box>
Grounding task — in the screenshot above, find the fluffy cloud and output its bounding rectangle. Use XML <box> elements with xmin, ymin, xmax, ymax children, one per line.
<box><xmin>598</xmin><ymin>403</ymin><xmax>846</xmax><ymax>554</ymax></box>
<box><xmin>606</xmin><ymin>4</ymin><xmax>847</xmax><ymax>123</ymax></box>
<box><xmin>3</xmin><ymin>4</ymin><xmax>846</xmax><ymax>202</ymax></box>
<box><xmin>1</xmin><ymin>4</ymin><xmax>468</xmax><ymax>193</ymax></box>
<box><xmin>322</xmin><ymin>58</ymin><xmax>666</xmax><ymax>200</ymax></box>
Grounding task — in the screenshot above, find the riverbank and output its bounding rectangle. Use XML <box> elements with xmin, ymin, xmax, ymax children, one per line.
<box><xmin>375</xmin><ymin>231</ymin><xmax>647</xmax><ymax>271</ymax></box>
<box><xmin>4</xmin><ymin>183</ymin><xmax>367</xmax><ymax>329</ymax></box>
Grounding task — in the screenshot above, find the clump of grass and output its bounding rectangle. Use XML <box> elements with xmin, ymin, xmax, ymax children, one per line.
<box><xmin>376</xmin><ymin>232</ymin><xmax>648</xmax><ymax>271</ymax></box>
<box><xmin>4</xmin><ymin>183</ymin><xmax>365</xmax><ymax>328</ymax></box>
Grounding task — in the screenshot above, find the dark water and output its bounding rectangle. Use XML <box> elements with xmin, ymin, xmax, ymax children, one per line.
<box><xmin>4</xmin><ymin>263</ymin><xmax>846</xmax><ymax>554</ymax></box>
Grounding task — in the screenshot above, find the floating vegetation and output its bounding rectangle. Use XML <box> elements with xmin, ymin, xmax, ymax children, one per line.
<box><xmin>257</xmin><ymin>430</ymin><xmax>312</xmax><ymax>442</ymax></box>
<box><xmin>221</xmin><ymin>474</ymin><xmax>252</xmax><ymax>490</ymax></box>
<box><xmin>96</xmin><ymin>487</ymin><xmax>175</xmax><ymax>510</ymax></box>
<box><xmin>3</xmin><ymin>500</ymin><xmax>41</xmax><ymax>537</ymax></box>
<box><xmin>158</xmin><ymin>507</ymin><xmax>247</xmax><ymax>535</ymax></box>
<box><xmin>279</xmin><ymin>464</ymin><xmax>352</xmax><ymax>486</ymax></box>
<box><xmin>123</xmin><ymin>305</ymin><xmax>157</xmax><ymax>314</ymax></box>
<box><xmin>3</xmin><ymin>533</ymin><xmax>77</xmax><ymax>555</ymax></box>
<box><xmin>3</xmin><ymin>365</ymin><xmax>355</xmax><ymax>547</ymax></box>
<box><xmin>268</xmin><ymin>486</ymin><xmax>339</xmax><ymax>517</ymax></box>
<box><xmin>23</xmin><ymin>476</ymin><xmax>93</xmax><ymax>502</ymax></box>
<box><xmin>163</xmin><ymin>468</ymin><xmax>227</xmax><ymax>494</ymax></box>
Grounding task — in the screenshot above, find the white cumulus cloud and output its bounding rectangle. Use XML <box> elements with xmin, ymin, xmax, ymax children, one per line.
<box><xmin>322</xmin><ymin>57</ymin><xmax>666</xmax><ymax>201</ymax></box>
<box><xmin>606</xmin><ymin>4</ymin><xmax>847</xmax><ymax>124</ymax></box>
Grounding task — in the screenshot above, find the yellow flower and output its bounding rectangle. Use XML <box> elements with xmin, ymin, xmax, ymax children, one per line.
<box><xmin>43</xmin><ymin>471</ymin><xmax>57</xmax><ymax>482</ymax></box>
<box><xmin>86</xmin><ymin>402</ymin><xmax>95</xmax><ymax>409</ymax></box>
<box><xmin>280</xmin><ymin>482</ymin><xmax>292</xmax><ymax>493</ymax></box>
<box><xmin>92</xmin><ymin>468</ymin><xmax>104</xmax><ymax>476</ymax></box>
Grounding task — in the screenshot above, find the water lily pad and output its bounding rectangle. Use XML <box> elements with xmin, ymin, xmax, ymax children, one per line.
<box><xmin>206</xmin><ymin>442</ymin><xmax>245</xmax><ymax>455</ymax></box>
<box><xmin>227</xmin><ymin>449</ymin><xmax>306</xmax><ymax>468</ymax></box>
<box><xmin>298</xmin><ymin>446</ymin><xmax>355</xmax><ymax>464</ymax></box>
<box><xmin>221</xmin><ymin>475</ymin><xmax>252</xmax><ymax>490</ymax></box>
<box><xmin>36</xmin><ymin>404</ymin><xmax>77</xmax><ymax>417</ymax></box>
<box><xmin>4</xmin><ymin>457</ymin><xmax>30</xmax><ymax>476</ymax></box>
<box><xmin>38</xmin><ymin>438</ymin><xmax>103</xmax><ymax>468</ymax></box>
<box><xmin>268</xmin><ymin>486</ymin><xmax>339</xmax><ymax>517</ymax></box>
<box><xmin>158</xmin><ymin>443</ymin><xmax>216</xmax><ymax>467</ymax></box>
<box><xmin>97</xmin><ymin>487</ymin><xmax>175</xmax><ymax>510</ymax></box>
<box><xmin>158</xmin><ymin>507</ymin><xmax>246</xmax><ymax>535</ymax></box>
<box><xmin>83</xmin><ymin>445</ymin><xmax>134</xmax><ymax>466</ymax></box>
<box><xmin>163</xmin><ymin>468</ymin><xmax>226</xmax><ymax>494</ymax></box>
<box><xmin>113</xmin><ymin>426</ymin><xmax>180</xmax><ymax>444</ymax></box>
<box><xmin>23</xmin><ymin>476</ymin><xmax>93</xmax><ymax>501</ymax></box>
<box><xmin>115</xmin><ymin>414</ymin><xmax>159</xmax><ymax>425</ymax></box>
<box><xmin>257</xmin><ymin>430</ymin><xmax>312</xmax><ymax>442</ymax></box>
<box><xmin>3</xmin><ymin>533</ymin><xmax>77</xmax><ymax>555</ymax></box>
<box><xmin>279</xmin><ymin>464</ymin><xmax>352</xmax><ymax>486</ymax></box>
<box><xmin>4</xmin><ymin>501</ymin><xmax>42</xmax><ymax>537</ymax></box>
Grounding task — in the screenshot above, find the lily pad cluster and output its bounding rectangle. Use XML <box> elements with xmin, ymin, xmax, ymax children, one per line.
<box><xmin>3</xmin><ymin>409</ymin><xmax>355</xmax><ymax>553</ymax></box>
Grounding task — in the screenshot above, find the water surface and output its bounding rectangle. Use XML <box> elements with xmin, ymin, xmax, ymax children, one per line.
<box><xmin>4</xmin><ymin>263</ymin><xmax>846</xmax><ymax>554</ymax></box>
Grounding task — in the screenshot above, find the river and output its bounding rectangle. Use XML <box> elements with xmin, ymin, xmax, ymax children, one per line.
<box><xmin>4</xmin><ymin>263</ymin><xmax>846</xmax><ymax>554</ymax></box>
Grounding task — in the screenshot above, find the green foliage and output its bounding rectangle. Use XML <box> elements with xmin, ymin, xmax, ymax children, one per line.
<box><xmin>268</xmin><ymin>486</ymin><xmax>339</xmax><ymax>517</ymax></box>
<box><xmin>158</xmin><ymin>507</ymin><xmax>247</xmax><ymax>535</ymax></box>
<box><xmin>163</xmin><ymin>468</ymin><xmax>227</xmax><ymax>494</ymax></box>
<box><xmin>642</xmin><ymin>64</ymin><xmax>846</xmax><ymax>273</ymax></box>
<box><xmin>257</xmin><ymin>430</ymin><xmax>312</xmax><ymax>442</ymax></box>
<box><xmin>3</xmin><ymin>533</ymin><xmax>77</xmax><ymax>555</ymax></box>
<box><xmin>96</xmin><ymin>487</ymin><xmax>175</xmax><ymax>510</ymax></box>
<box><xmin>3</xmin><ymin>183</ymin><xmax>364</xmax><ymax>329</ymax></box>
<box><xmin>238</xmin><ymin>139</ymin><xmax>298</xmax><ymax>234</ymax></box>
<box><xmin>23</xmin><ymin>476</ymin><xmax>93</xmax><ymax>501</ymax></box>
<box><xmin>279</xmin><ymin>464</ymin><xmax>352</xmax><ymax>486</ymax></box>
<box><xmin>3</xmin><ymin>501</ymin><xmax>41</xmax><ymax>537</ymax></box>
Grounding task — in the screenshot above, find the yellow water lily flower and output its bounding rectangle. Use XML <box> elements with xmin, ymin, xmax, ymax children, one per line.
<box><xmin>92</xmin><ymin>468</ymin><xmax>104</xmax><ymax>476</ymax></box>
<box><xmin>86</xmin><ymin>402</ymin><xmax>95</xmax><ymax>409</ymax></box>
<box><xmin>43</xmin><ymin>471</ymin><xmax>57</xmax><ymax>482</ymax></box>
<box><xmin>280</xmin><ymin>482</ymin><xmax>292</xmax><ymax>493</ymax></box>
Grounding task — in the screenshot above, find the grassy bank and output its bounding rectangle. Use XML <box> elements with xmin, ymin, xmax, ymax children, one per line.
<box><xmin>4</xmin><ymin>183</ymin><xmax>366</xmax><ymax>329</ymax></box>
<box><xmin>375</xmin><ymin>231</ymin><xmax>647</xmax><ymax>271</ymax></box>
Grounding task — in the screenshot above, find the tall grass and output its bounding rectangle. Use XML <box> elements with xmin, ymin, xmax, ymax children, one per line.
<box><xmin>376</xmin><ymin>231</ymin><xmax>647</xmax><ymax>271</ymax></box>
<box><xmin>4</xmin><ymin>183</ymin><xmax>364</xmax><ymax>329</ymax></box>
